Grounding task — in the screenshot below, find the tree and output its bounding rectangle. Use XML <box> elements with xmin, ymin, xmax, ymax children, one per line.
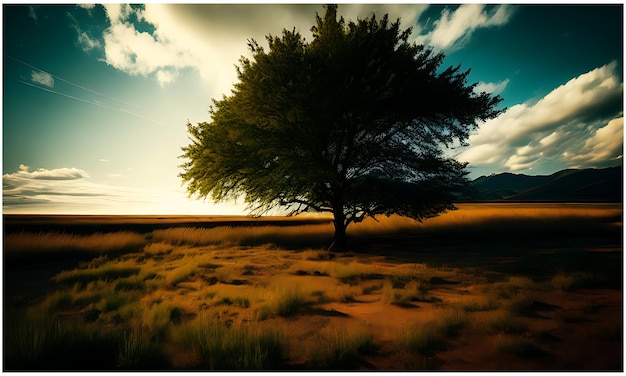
<box><xmin>180</xmin><ymin>5</ymin><xmax>503</xmax><ymax>249</ymax></box>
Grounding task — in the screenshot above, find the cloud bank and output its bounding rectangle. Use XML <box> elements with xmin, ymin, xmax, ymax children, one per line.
<box><xmin>3</xmin><ymin>165</ymin><xmax>243</xmax><ymax>214</ymax></box>
<box><xmin>460</xmin><ymin>61</ymin><xmax>623</xmax><ymax>173</ymax></box>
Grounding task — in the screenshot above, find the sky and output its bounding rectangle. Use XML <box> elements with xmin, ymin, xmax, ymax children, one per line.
<box><xmin>2</xmin><ymin>3</ymin><xmax>623</xmax><ymax>215</ymax></box>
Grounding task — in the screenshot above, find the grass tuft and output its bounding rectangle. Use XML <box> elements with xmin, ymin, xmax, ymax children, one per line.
<box><xmin>305</xmin><ymin>327</ymin><xmax>375</xmax><ymax>369</ymax></box>
<box><xmin>271</xmin><ymin>285</ymin><xmax>306</xmax><ymax>317</ymax></box>
<box><xmin>172</xmin><ymin>314</ymin><xmax>283</xmax><ymax>370</ymax></box>
<box><xmin>397</xmin><ymin>323</ymin><xmax>446</xmax><ymax>356</ymax></box>
<box><xmin>53</xmin><ymin>265</ymin><xmax>141</xmax><ymax>287</ymax></box>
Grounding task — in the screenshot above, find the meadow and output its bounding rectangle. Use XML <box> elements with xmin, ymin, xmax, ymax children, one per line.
<box><xmin>3</xmin><ymin>203</ymin><xmax>623</xmax><ymax>370</ymax></box>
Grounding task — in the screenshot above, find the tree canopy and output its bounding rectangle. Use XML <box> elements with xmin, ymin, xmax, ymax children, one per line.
<box><xmin>180</xmin><ymin>5</ymin><xmax>503</xmax><ymax>249</ymax></box>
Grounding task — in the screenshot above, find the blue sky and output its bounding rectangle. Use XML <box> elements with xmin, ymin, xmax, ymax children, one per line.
<box><xmin>3</xmin><ymin>4</ymin><xmax>623</xmax><ymax>214</ymax></box>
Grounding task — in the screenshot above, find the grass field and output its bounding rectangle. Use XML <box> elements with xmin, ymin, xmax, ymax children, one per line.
<box><xmin>3</xmin><ymin>203</ymin><xmax>622</xmax><ymax>370</ymax></box>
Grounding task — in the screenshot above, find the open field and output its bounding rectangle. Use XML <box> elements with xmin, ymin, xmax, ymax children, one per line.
<box><xmin>3</xmin><ymin>203</ymin><xmax>623</xmax><ymax>370</ymax></box>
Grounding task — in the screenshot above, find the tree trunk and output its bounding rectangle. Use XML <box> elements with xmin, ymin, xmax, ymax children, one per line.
<box><xmin>331</xmin><ymin>206</ymin><xmax>348</xmax><ymax>251</ymax></box>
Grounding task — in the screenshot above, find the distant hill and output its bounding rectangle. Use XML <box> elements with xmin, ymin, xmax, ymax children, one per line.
<box><xmin>468</xmin><ymin>166</ymin><xmax>622</xmax><ymax>202</ymax></box>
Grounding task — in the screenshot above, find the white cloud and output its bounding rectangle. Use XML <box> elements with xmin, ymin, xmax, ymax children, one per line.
<box><xmin>77</xmin><ymin>31</ymin><xmax>101</xmax><ymax>52</ymax></box>
<box><xmin>3</xmin><ymin>165</ymin><xmax>245</xmax><ymax>214</ymax></box>
<box><xmin>156</xmin><ymin>69</ymin><xmax>177</xmax><ymax>87</ymax></box>
<box><xmin>568</xmin><ymin>117</ymin><xmax>624</xmax><ymax>167</ymax></box>
<box><xmin>81</xmin><ymin>4</ymin><xmax>428</xmax><ymax>94</ymax></box>
<box><xmin>31</xmin><ymin>70</ymin><xmax>54</xmax><ymax>87</ymax></box>
<box><xmin>416</xmin><ymin>4</ymin><xmax>514</xmax><ymax>51</ymax></box>
<box><xmin>4</xmin><ymin>166</ymin><xmax>89</xmax><ymax>184</ymax></box>
<box><xmin>474</xmin><ymin>79</ymin><xmax>509</xmax><ymax>96</ymax></box>
<box><xmin>460</xmin><ymin>62</ymin><xmax>623</xmax><ymax>172</ymax></box>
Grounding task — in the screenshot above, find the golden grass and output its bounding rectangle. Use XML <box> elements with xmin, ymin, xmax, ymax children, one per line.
<box><xmin>143</xmin><ymin>242</ymin><xmax>174</xmax><ymax>256</ymax></box>
<box><xmin>304</xmin><ymin>325</ymin><xmax>375</xmax><ymax>368</ymax></box>
<box><xmin>4</xmin><ymin>231</ymin><xmax>147</xmax><ymax>257</ymax></box>
<box><xmin>346</xmin><ymin>204</ymin><xmax>622</xmax><ymax>241</ymax></box>
<box><xmin>152</xmin><ymin>224</ymin><xmax>334</xmax><ymax>248</ymax></box>
<box><xmin>4</xmin><ymin>203</ymin><xmax>621</xmax><ymax>370</ymax></box>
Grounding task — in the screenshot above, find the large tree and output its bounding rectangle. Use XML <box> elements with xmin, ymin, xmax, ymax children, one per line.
<box><xmin>180</xmin><ymin>5</ymin><xmax>503</xmax><ymax>249</ymax></box>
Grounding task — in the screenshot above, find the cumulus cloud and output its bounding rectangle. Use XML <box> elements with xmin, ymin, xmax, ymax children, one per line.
<box><xmin>459</xmin><ymin>61</ymin><xmax>623</xmax><ymax>172</ymax></box>
<box><xmin>416</xmin><ymin>4</ymin><xmax>514</xmax><ymax>51</ymax></box>
<box><xmin>156</xmin><ymin>69</ymin><xmax>177</xmax><ymax>87</ymax></box>
<box><xmin>474</xmin><ymin>79</ymin><xmax>509</xmax><ymax>96</ymax></box>
<box><xmin>94</xmin><ymin>4</ymin><xmax>309</xmax><ymax>91</ymax></box>
<box><xmin>31</xmin><ymin>70</ymin><xmax>54</xmax><ymax>87</ymax></box>
<box><xmin>567</xmin><ymin>117</ymin><xmax>624</xmax><ymax>167</ymax></box>
<box><xmin>76</xmin><ymin>4</ymin><xmax>427</xmax><ymax>93</ymax></box>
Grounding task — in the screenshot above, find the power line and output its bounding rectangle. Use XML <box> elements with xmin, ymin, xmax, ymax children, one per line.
<box><xmin>6</xmin><ymin>54</ymin><xmax>142</xmax><ymax>109</ymax></box>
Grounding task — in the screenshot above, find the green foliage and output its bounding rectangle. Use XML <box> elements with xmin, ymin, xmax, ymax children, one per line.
<box><xmin>180</xmin><ymin>5</ymin><xmax>503</xmax><ymax>246</ymax></box>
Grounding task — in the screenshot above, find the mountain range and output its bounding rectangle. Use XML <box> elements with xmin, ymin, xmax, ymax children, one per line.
<box><xmin>467</xmin><ymin>166</ymin><xmax>622</xmax><ymax>202</ymax></box>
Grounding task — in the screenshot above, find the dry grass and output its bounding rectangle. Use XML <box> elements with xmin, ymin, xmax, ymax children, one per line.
<box><xmin>304</xmin><ymin>326</ymin><xmax>375</xmax><ymax>368</ymax></box>
<box><xmin>170</xmin><ymin>313</ymin><xmax>284</xmax><ymax>370</ymax></box>
<box><xmin>4</xmin><ymin>231</ymin><xmax>147</xmax><ymax>260</ymax></box>
<box><xmin>3</xmin><ymin>204</ymin><xmax>621</xmax><ymax>370</ymax></box>
<box><xmin>347</xmin><ymin>203</ymin><xmax>622</xmax><ymax>242</ymax></box>
<box><xmin>152</xmin><ymin>224</ymin><xmax>334</xmax><ymax>248</ymax></box>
